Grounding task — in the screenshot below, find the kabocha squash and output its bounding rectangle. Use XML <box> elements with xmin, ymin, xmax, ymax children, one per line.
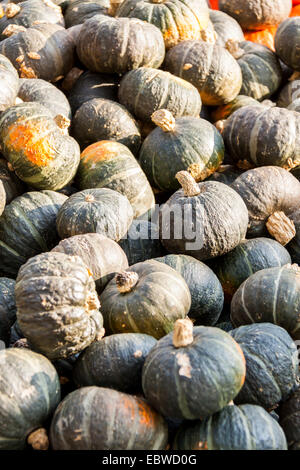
<box><xmin>211</xmin><ymin>96</ymin><xmax>260</xmax><ymax>122</ymax></box>
<box><xmin>71</xmin><ymin>98</ymin><xmax>141</xmax><ymax>154</ymax></box>
<box><xmin>77</xmin><ymin>141</ymin><xmax>155</xmax><ymax>218</ymax></box>
<box><xmin>0</xmin><ymin>102</ymin><xmax>80</xmax><ymax>190</ymax></box>
<box><xmin>16</xmin><ymin>252</ymin><xmax>104</xmax><ymax>360</ymax></box>
<box><xmin>56</xmin><ymin>188</ymin><xmax>133</xmax><ymax>242</ymax></box>
<box><xmin>279</xmin><ymin>389</ymin><xmax>300</xmax><ymax>450</ymax></box>
<box><xmin>209</xmin><ymin>9</ymin><xmax>244</xmax><ymax>47</ymax></box>
<box><xmin>275</xmin><ymin>17</ymin><xmax>300</xmax><ymax>71</ymax></box>
<box><xmin>77</xmin><ymin>15</ymin><xmax>165</xmax><ymax>74</ymax></box>
<box><xmin>174</xmin><ymin>404</ymin><xmax>287</xmax><ymax>450</ymax></box>
<box><xmin>0</xmin><ymin>23</ymin><xmax>74</xmax><ymax>82</ymax></box>
<box><xmin>219</xmin><ymin>0</ymin><xmax>292</xmax><ymax>31</ymax></box>
<box><xmin>230</xmin><ymin>323</ymin><xmax>298</xmax><ymax>409</ymax></box>
<box><xmin>142</xmin><ymin>319</ymin><xmax>246</xmax><ymax>420</ymax></box>
<box><xmin>64</xmin><ymin>0</ymin><xmax>110</xmax><ymax>27</ymax></box>
<box><xmin>118</xmin><ymin>68</ymin><xmax>201</xmax><ymax>123</ymax></box>
<box><xmin>0</xmin><ymin>277</ymin><xmax>16</xmax><ymax>345</ymax></box>
<box><xmin>52</xmin><ymin>233</ymin><xmax>128</xmax><ymax>293</ymax></box>
<box><xmin>0</xmin><ymin>348</ymin><xmax>60</xmax><ymax>450</ymax></box>
<box><xmin>100</xmin><ymin>260</ymin><xmax>191</xmax><ymax>339</ymax></box>
<box><xmin>50</xmin><ymin>386</ymin><xmax>168</xmax><ymax>450</ymax></box>
<box><xmin>277</xmin><ymin>80</ymin><xmax>300</xmax><ymax>108</ymax></box>
<box><xmin>116</xmin><ymin>0</ymin><xmax>210</xmax><ymax>50</ymax></box>
<box><xmin>206</xmin><ymin>165</ymin><xmax>243</xmax><ymax>185</ymax></box>
<box><xmin>0</xmin><ymin>190</ymin><xmax>67</xmax><ymax>278</ymax></box>
<box><xmin>231</xmin><ymin>265</ymin><xmax>300</xmax><ymax>340</ymax></box>
<box><xmin>159</xmin><ymin>171</ymin><xmax>248</xmax><ymax>261</ymax></box>
<box><xmin>226</xmin><ymin>40</ymin><xmax>282</xmax><ymax>101</ymax></box>
<box><xmin>287</xmin><ymin>212</ymin><xmax>300</xmax><ymax>263</ymax></box>
<box><xmin>0</xmin><ymin>54</ymin><xmax>19</xmax><ymax>112</ymax></box>
<box><xmin>164</xmin><ymin>40</ymin><xmax>242</xmax><ymax>106</ymax></box>
<box><xmin>155</xmin><ymin>254</ymin><xmax>224</xmax><ymax>326</ymax></box>
<box><xmin>210</xmin><ymin>238</ymin><xmax>291</xmax><ymax>303</ymax></box>
<box><xmin>73</xmin><ymin>333</ymin><xmax>157</xmax><ymax>392</ymax></box>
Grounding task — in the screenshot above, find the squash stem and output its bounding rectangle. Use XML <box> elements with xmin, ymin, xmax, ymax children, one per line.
<box><xmin>27</xmin><ymin>428</ymin><xmax>49</xmax><ymax>451</ymax></box>
<box><xmin>266</xmin><ymin>211</ymin><xmax>296</xmax><ymax>246</ymax></box>
<box><xmin>116</xmin><ymin>271</ymin><xmax>139</xmax><ymax>293</ymax></box>
<box><xmin>173</xmin><ymin>319</ymin><xmax>194</xmax><ymax>348</ymax></box>
<box><xmin>151</xmin><ymin>109</ymin><xmax>176</xmax><ymax>132</ymax></box>
<box><xmin>176</xmin><ymin>171</ymin><xmax>201</xmax><ymax>197</ymax></box>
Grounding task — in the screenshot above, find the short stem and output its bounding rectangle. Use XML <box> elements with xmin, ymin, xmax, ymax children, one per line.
<box><xmin>27</xmin><ymin>428</ymin><xmax>49</xmax><ymax>451</ymax></box>
<box><xmin>12</xmin><ymin>338</ymin><xmax>30</xmax><ymax>349</ymax></box>
<box><xmin>54</xmin><ymin>114</ymin><xmax>70</xmax><ymax>133</ymax></box>
<box><xmin>84</xmin><ymin>194</ymin><xmax>95</xmax><ymax>203</ymax></box>
<box><xmin>151</xmin><ymin>0</ymin><xmax>166</xmax><ymax>3</ymax></box>
<box><xmin>176</xmin><ymin>171</ymin><xmax>201</xmax><ymax>197</ymax></box>
<box><xmin>225</xmin><ymin>39</ymin><xmax>244</xmax><ymax>60</ymax></box>
<box><xmin>200</xmin><ymin>29</ymin><xmax>217</xmax><ymax>44</ymax></box>
<box><xmin>151</xmin><ymin>109</ymin><xmax>176</xmax><ymax>132</ymax></box>
<box><xmin>266</xmin><ymin>211</ymin><xmax>296</xmax><ymax>246</ymax></box>
<box><xmin>116</xmin><ymin>271</ymin><xmax>139</xmax><ymax>293</ymax></box>
<box><xmin>85</xmin><ymin>291</ymin><xmax>100</xmax><ymax>311</ymax></box>
<box><xmin>173</xmin><ymin>319</ymin><xmax>194</xmax><ymax>348</ymax></box>
<box><xmin>5</xmin><ymin>3</ymin><xmax>21</xmax><ymax>18</ymax></box>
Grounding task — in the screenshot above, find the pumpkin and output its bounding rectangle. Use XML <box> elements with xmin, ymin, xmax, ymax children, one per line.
<box><xmin>100</xmin><ymin>259</ymin><xmax>191</xmax><ymax>339</ymax></box>
<box><xmin>77</xmin><ymin>141</ymin><xmax>155</xmax><ymax>218</ymax></box>
<box><xmin>77</xmin><ymin>15</ymin><xmax>165</xmax><ymax>74</ymax></box>
<box><xmin>155</xmin><ymin>254</ymin><xmax>224</xmax><ymax>326</ymax></box>
<box><xmin>50</xmin><ymin>386</ymin><xmax>168</xmax><ymax>450</ymax></box>
<box><xmin>279</xmin><ymin>389</ymin><xmax>300</xmax><ymax>449</ymax></box>
<box><xmin>209</xmin><ymin>9</ymin><xmax>244</xmax><ymax>47</ymax></box>
<box><xmin>73</xmin><ymin>333</ymin><xmax>157</xmax><ymax>392</ymax></box>
<box><xmin>159</xmin><ymin>171</ymin><xmax>248</xmax><ymax>261</ymax></box>
<box><xmin>64</xmin><ymin>0</ymin><xmax>110</xmax><ymax>27</ymax></box>
<box><xmin>118</xmin><ymin>68</ymin><xmax>201</xmax><ymax>123</ymax></box>
<box><xmin>0</xmin><ymin>190</ymin><xmax>67</xmax><ymax>278</ymax></box>
<box><xmin>0</xmin><ymin>54</ymin><xmax>19</xmax><ymax>112</ymax></box>
<box><xmin>0</xmin><ymin>102</ymin><xmax>80</xmax><ymax>190</ymax></box>
<box><xmin>219</xmin><ymin>0</ymin><xmax>292</xmax><ymax>31</ymax></box>
<box><xmin>67</xmin><ymin>71</ymin><xmax>119</xmax><ymax>114</ymax></box>
<box><xmin>0</xmin><ymin>277</ymin><xmax>16</xmax><ymax>345</ymax></box>
<box><xmin>16</xmin><ymin>251</ymin><xmax>104</xmax><ymax>360</ymax></box>
<box><xmin>275</xmin><ymin>17</ymin><xmax>300</xmax><ymax>70</ymax></box>
<box><xmin>226</xmin><ymin>40</ymin><xmax>282</xmax><ymax>101</ymax></box>
<box><xmin>206</xmin><ymin>165</ymin><xmax>243</xmax><ymax>185</ymax></box>
<box><xmin>244</xmin><ymin>26</ymin><xmax>277</xmax><ymax>51</ymax></box>
<box><xmin>52</xmin><ymin>233</ymin><xmax>128</xmax><ymax>294</ymax></box>
<box><xmin>211</xmin><ymin>96</ymin><xmax>260</xmax><ymax>122</ymax></box>
<box><xmin>231</xmin><ymin>167</ymin><xmax>300</xmax><ymax>244</ymax></box>
<box><xmin>142</xmin><ymin>319</ymin><xmax>246</xmax><ymax>420</ymax></box>
<box><xmin>230</xmin><ymin>323</ymin><xmax>298</xmax><ymax>409</ymax></box>
<box><xmin>71</xmin><ymin>98</ymin><xmax>141</xmax><ymax>154</ymax></box>
<box><xmin>0</xmin><ymin>159</ymin><xmax>24</xmax><ymax>205</ymax></box>
<box><xmin>210</xmin><ymin>238</ymin><xmax>291</xmax><ymax>303</ymax></box>
<box><xmin>139</xmin><ymin>110</ymin><xmax>224</xmax><ymax>192</ymax></box>
<box><xmin>116</xmin><ymin>0</ymin><xmax>209</xmax><ymax>50</ymax></box>
<box><xmin>174</xmin><ymin>403</ymin><xmax>287</xmax><ymax>450</ymax></box>
<box><xmin>0</xmin><ymin>348</ymin><xmax>61</xmax><ymax>450</ymax></box>
<box><xmin>277</xmin><ymin>80</ymin><xmax>300</xmax><ymax>108</ymax></box>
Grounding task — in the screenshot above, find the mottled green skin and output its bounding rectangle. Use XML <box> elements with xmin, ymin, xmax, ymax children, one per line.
<box><xmin>0</xmin><ymin>159</ymin><xmax>24</xmax><ymax>204</ymax></box>
<box><xmin>65</xmin><ymin>0</ymin><xmax>110</xmax><ymax>27</ymax></box>
<box><xmin>277</xmin><ymin>79</ymin><xmax>300</xmax><ymax>108</ymax></box>
<box><xmin>50</xmin><ymin>386</ymin><xmax>168</xmax><ymax>450</ymax></box>
<box><xmin>155</xmin><ymin>254</ymin><xmax>224</xmax><ymax>326</ymax></box>
<box><xmin>230</xmin><ymin>323</ymin><xmax>298</xmax><ymax>409</ymax></box>
<box><xmin>0</xmin><ymin>190</ymin><xmax>67</xmax><ymax>278</ymax></box>
<box><xmin>142</xmin><ymin>326</ymin><xmax>246</xmax><ymax>420</ymax></box>
<box><xmin>0</xmin><ymin>54</ymin><xmax>19</xmax><ymax>112</ymax></box>
<box><xmin>174</xmin><ymin>404</ymin><xmax>287</xmax><ymax>450</ymax></box>
<box><xmin>140</xmin><ymin>117</ymin><xmax>224</xmax><ymax>192</ymax></box>
<box><xmin>73</xmin><ymin>333</ymin><xmax>157</xmax><ymax>392</ymax></box>
<box><xmin>118</xmin><ymin>67</ymin><xmax>201</xmax><ymax>122</ymax></box>
<box><xmin>0</xmin><ymin>348</ymin><xmax>61</xmax><ymax>450</ymax></box>
<box><xmin>100</xmin><ymin>259</ymin><xmax>191</xmax><ymax>339</ymax></box>
<box><xmin>0</xmin><ymin>277</ymin><xmax>16</xmax><ymax>345</ymax></box>
<box><xmin>209</xmin><ymin>9</ymin><xmax>244</xmax><ymax>47</ymax></box>
<box><xmin>279</xmin><ymin>389</ymin><xmax>300</xmax><ymax>449</ymax></box>
<box><xmin>275</xmin><ymin>17</ymin><xmax>300</xmax><ymax>71</ymax></box>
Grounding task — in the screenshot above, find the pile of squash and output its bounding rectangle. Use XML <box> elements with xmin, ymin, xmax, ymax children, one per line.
<box><xmin>2</xmin><ymin>0</ymin><xmax>300</xmax><ymax>452</ymax></box>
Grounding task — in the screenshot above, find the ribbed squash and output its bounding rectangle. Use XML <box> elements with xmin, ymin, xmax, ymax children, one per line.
<box><xmin>0</xmin><ymin>54</ymin><xmax>19</xmax><ymax>112</ymax></box>
<box><xmin>209</xmin><ymin>9</ymin><xmax>244</xmax><ymax>47</ymax></box>
<box><xmin>277</xmin><ymin>80</ymin><xmax>300</xmax><ymax>108</ymax></box>
<box><xmin>0</xmin><ymin>277</ymin><xmax>16</xmax><ymax>345</ymax></box>
<box><xmin>275</xmin><ymin>17</ymin><xmax>300</xmax><ymax>70</ymax></box>
<box><xmin>64</xmin><ymin>0</ymin><xmax>110</xmax><ymax>27</ymax></box>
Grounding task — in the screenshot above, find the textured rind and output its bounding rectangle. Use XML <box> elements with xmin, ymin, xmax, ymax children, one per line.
<box><xmin>0</xmin><ymin>54</ymin><xmax>19</xmax><ymax>112</ymax></box>
<box><xmin>209</xmin><ymin>9</ymin><xmax>244</xmax><ymax>47</ymax></box>
<box><xmin>64</xmin><ymin>0</ymin><xmax>110</xmax><ymax>27</ymax></box>
<box><xmin>277</xmin><ymin>80</ymin><xmax>300</xmax><ymax>108</ymax></box>
<box><xmin>0</xmin><ymin>277</ymin><xmax>16</xmax><ymax>345</ymax></box>
<box><xmin>275</xmin><ymin>17</ymin><xmax>300</xmax><ymax>71</ymax></box>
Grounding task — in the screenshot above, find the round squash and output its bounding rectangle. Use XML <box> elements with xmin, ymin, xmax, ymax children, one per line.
<box><xmin>50</xmin><ymin>386</ymin><xmax>168</xmax><ymax>450</ymax></box>
<box><xmin>77</xmin><ymin>141</ymin><xmax>155</xmax><ymax>218</ymax></box>
<box><xmin>118</xmin><ymin>67</ymin><xmax>201</xmax><ymax>122</ymax></box>
<box><xmin>211</xmin><ymin>95</ymin><xmax>262</xmax><ymax>122</ymax></box>
<box><xmin>0</xmin><ymin>158</ymin><xmax>24</xmax><ymax>205</ymax></box>
<box><xmin>275</xmin><ymin>17</ymin><xmax>300</xmax><ymax>71</ymax></box>
<box><xmin>174</xmin><ymin>403</ymin><xmax>287</xmax><ymax>450</ymax></box>
<box><xmin>142</xmin><ymin>319</ymin><xmax>246</xmax><ymax>420</ymax></box>
<box><xmin>73</xmin><ymin>333</ymin><xmax>157</xmax><ymax>392</ymax></box>
<box><xmin>209</xmin><ymin>9</ymin><xmax>244</xmax><ymax>47</ymax></box>
<box><xmin>277</xmin><ymin>80</ymin><xmax>300</xmax><ymax>108</ymax></box>
<box><xmin>0</xmin><ymin>54</ymin><xmax>19</xmax><ymax>112</ymax></box>
<box><xmin>230</xmin><ymin>323</ymin><xmax>298</xmax><ymax>409</ymax></box>
<box><xmin>52</xmin><ymin>233</ymin><xmax>128</xmax><ymax>293</ymax></box>
<box><xmin>64</xmin><ymin>0</ymin><xmax>110</xmax><ymax>27</ymax></box>
<box><xmin>0</xmin><ymin>190</ymin><xmax>67</xmax><ymax>278</ymax></box>
<box><xmin>100</xmin><ymin>259</ymin><xmax>191</xmax><ymax>339</ymax></box>
<box><xmin>16</xmin><ymin>251</ymin><xmax>104</xmax><ymax>360</ymax></box>
<box><xmin>279</xmin><ymin>389</ymin><xmax>300</xmax><ymax>450</ymax></box>
<box><xmin>0</xmin><ymin>277</ymin><xmax>16</xmax><ymax>345</ymax></box>
<box><xmin>0</xmin><ymin>348</ymin><xmax>61</xmax><ymax>450</ymax></box>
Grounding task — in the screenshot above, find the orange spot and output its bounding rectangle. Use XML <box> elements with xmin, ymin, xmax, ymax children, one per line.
<box><xmin>244</xmin><ymin>27</ymin><xmax>277</xmax><ymax>51</ymax></box>
<box><xmin>80</xmin><ymin>141</ymin><xmax>120</xmax><ymax>163</ymax></box>
<box><xmin>137</xmin><ymin>400</ymin><xmax>155</xmax><ymax>429</ymax></box>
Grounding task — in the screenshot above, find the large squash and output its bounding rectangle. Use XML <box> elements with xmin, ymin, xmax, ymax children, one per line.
<box><xmin>0</xmin><ymin>277</ymin><xmax>16</xmax><ymax>345</ymax></box>
<box><xmin>0</xmin><ymin>54</ymin><xmax>19</xmax><ymax>112</ymax></box>
<box><xmin>209</xmin><ymin>9</ymin><xmax>244</xmax><ymax>47</ymax></box>
<box><xmin>275</xmin><ymin>17</ymin><xmax>300</xmax><ymax>70</ymax></box>
<box><xmin>64</xmin><ymin>0</ymin><xmax>110</xmax><ymax>27</ymax></box>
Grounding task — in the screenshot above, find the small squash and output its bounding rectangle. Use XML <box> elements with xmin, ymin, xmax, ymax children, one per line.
<box><xmin>209</xmin><ymin>9</ymin><xmax>244</xmax><ymax>47</ymax></box>
<box><xmin>275</xmin><ymin>17</ymin><xmax>300</xmax><ymax>71</ymax></box>
<box><xmin>0</xmin><ymin>277</ymin><xmax>16</xmax><ymax>345</ymax></box>
<box><xmin>279</xmin><ymin>389</ymin><xmax>300</xmax><ymax>450</ymax></box>
<box><xmin>64</xmin><ymin>0</ymin><xmax>110</xmax><ymax>27</ymax></box>
<box><xmin>0</xmin><ymin>54</ymin><xmax>19</xmax><ymax>112</ymax></box>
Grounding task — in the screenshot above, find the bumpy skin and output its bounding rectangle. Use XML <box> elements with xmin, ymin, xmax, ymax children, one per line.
<box><xmin>165</xmin><ymin>41</ymin><xmax>242</xmax><ymax>106</ymax></box>
<box><xmin>155</xmin><ymin>254</ymin><xmax>224</xmax><ymax>326</ymax></box>
<box><xmin>50</xmin><ymin>386</ymin><xmax>168</xmax><ymax>450</ymax></box>
<box><xmin>100</xmin><ymin>259</ymin><xmax>191</xmax><ymax>339</ymax></box>
<box><xmin>142</xmin><ymin>326</ymin><xmax>246</xmax><ymax>420</ymax></box>
<box><xmin>139</xmin><ymin>117</ymin><xmax>224</xmax><ymax>192</ymax></box>
<box><xmin>116</xmin><ymin>0</ymin><xmax>209</xmax><ymax>49</ymax></box>
<box><xmin>73</xmin><ymin>333</ymin><xmax>157</xmax><ymax>392</ymax></box>
<box><xmin>52</xmin><ymin>233</ymin><xmax>129</xmax><ymax>294</ymax></box>
<box><xmin>159</xmin><ymin>181</ymin><xmax>249</xmax><ymax>261</ymax></box>
<box><xmin>0</xmin><ymin>54</ymin><xmax>19</xmax><ymax>112</ymax></box>
<box><xmin>0</xmin><ymin>278</ymin><xmax>16</xmax><ymax>345</ymax></box>
<box><xmin>0</xmin><ymin>348</ymin><xmax>61</xmax><ymax>450</ymax></box>
<box><xmin>72</xmin><ymin>98</ymin><xmax>141</xmax><ymax>154</ymax></box>
<box><xmin>64</xmin><ymin>0</ymin><xmax>110</xmax><ymax>27</ymax></box>
<box><xmin>279</xmin><ymin>389</ymin><xmax>300</xmax><ymax>449</ymax></box>
<box><xmin>16</xmin><ymin>252</ymin><xmax>103</xmax><ymax>360</ymax></box>
<box><xmin>0</xmin><ymin>23</ymin><xmax>74</xmax><ymax>82</ymax></box>
<box><xmin>211</xmin><ymin>96</ymin><xmax>260</xmax><ymax>122</ymax></box>
<box><xmin>118</xmin><ymin>68</ymin><xmax>201</xmax><ymax>122</ymax></box>
<box><xmin>275</xmin><ymin>17</ymin><xmax>300</xmax><ymax>71</ymax></box>
<box><xmin>219</xmin><ymin>0</ymin><xmax>292</xmax><ymax>31</ymax></box>
<box><xmin>174</xmin><ymin>404</ymin><xmax>287</xmax><ymax>450</ymax></box>
<box><xmin>77</xmin><ymin>141</ymin><xmax>155</xmax><ymax>218</ymax></box>
<box><xmin>210</xmin><ymin>238</ymin><xmax>291</xmax><ymax>302</ymax></box>
<box><xmin>231</xmin><ymin>266</ymin><xmax>300</xmax><ymax>340</ymax></box>
<box><xmin>231</xmin><ymin>167</ymin><xmax>300</xmax><ymax>238</ymax></box>
<box><xmin>277</xmin><ymin>80</ymin><xmax>300</xmax><ymax>108</ymax></box>
<box><xmin>77</xmin><ymin>15</ymin><xmax>165</xmax><ymax>74</ymax></box>
<box><xmin>0</xmin><ymin>159</ymin><xmax>24</xmax><ymax>204</ymax></box>
<box><xmin>209</xmin><ymin>9</ymin><xmax>244</xmax><ymax>47</ymax></box>
<box><xmin>230</xmin><ymin>323</ymin><xmax>298</xmax><ymax>409</ymax></box>
<box><xmin>0</xmin><ymin>190</ymin><xmax>67</xmax><ymax>278</ymax></box>
<box><xmin>223</xmin><ymin>107</ymin><xmax>300</xmax><ymax>169</ymax></box>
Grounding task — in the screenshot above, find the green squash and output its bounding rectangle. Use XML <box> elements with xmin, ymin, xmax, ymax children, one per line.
<box><xmin>275</xmin><ymin>17</ymin><xmax>300</xmax><ymax>71</ymax></box>
<box><xmin>209</xmin><ymin>9</ymin><xmax>244</xmax><ymax>47</ymax></box>
<box><xmin>277</xmin><ymin>79</ymin><xmax>300</xmax><ymax>108</ymax></box>
<box><xmin>0</xmin><ymin>277</ymin><xmax>16</xmax><ymax>346</ymax></box>
<box><xmin>64</xmin><ymin>0</ymin><xmax>110</xmax><ymax>27</ymax></box>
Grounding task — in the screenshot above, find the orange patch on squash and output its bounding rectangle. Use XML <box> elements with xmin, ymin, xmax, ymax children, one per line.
<box><xmin>80</xmin><ymin>141</ymin><xmax>120</xmax><ymax>163</ymax></box>
<box><xmin>244</xmin><ymin>27</ymin><xmax>277</xmax><ymax>51</ymax></box>
<box><xmin>290</xmin><ymin>5</ymin><xmax>300</xmax><ymax>16</ymax></box>
<box><xmin>137</xmin><ymin>400</ymin><xmax>154</xmax><ymax>428</ymax></box>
